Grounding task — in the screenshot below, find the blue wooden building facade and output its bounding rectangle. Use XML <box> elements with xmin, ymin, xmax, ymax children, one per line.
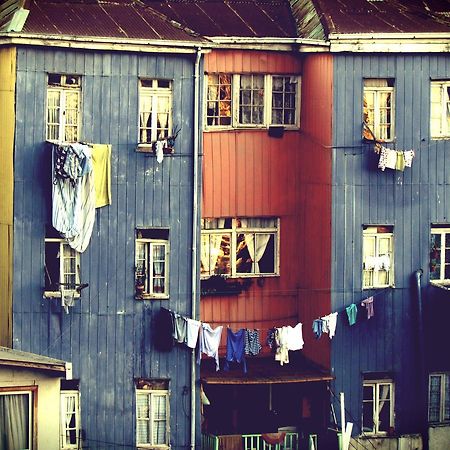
<box><xmin>0</xmin><ymin>1</ymin><xmax>206</xmax><ymax>448</ymax></box>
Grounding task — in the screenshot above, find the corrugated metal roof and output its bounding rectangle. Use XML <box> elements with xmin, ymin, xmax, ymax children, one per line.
<box><xmin>0</xmin><ymin>346</ymin><xmax>67</xmax><ymax>373</ymax></box>
<box><xmin>143</xmin><ymin>0</ymin><xmax>298</xmax><ymax>37</ymax></box>
<box><xmin>310</xmin><ymin>0</ymin><xmax>450</xmax><ymax>35</ymax></box>
<box><xmin>21</xmin><ymin>0</ymin><xmax>204</xmax><ymax>41</ymax></box>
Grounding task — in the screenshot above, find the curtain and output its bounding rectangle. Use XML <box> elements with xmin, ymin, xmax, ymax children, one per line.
<box><xmin>200</xmin><ymin>234</ymin><xmax>223</xmax><ymax>276</ymax></box>
<box><xmin>0</xmin><ymin>394</ymin><xmax>29</xmax><ymax>450</ymax></box>
<box><xmin>377</xmin><ymin>384</ymin><xmax>391</xmax><ymax>432</ymax></box>
<box><xmin>64</xmin><ymin>395</ymin><xmax>75</xmax><ymax>445</ymax></box>
<box><xmin>240</xmin><ymin>219</ymin><xmax>271</xmax><ymax>274</ymax></box>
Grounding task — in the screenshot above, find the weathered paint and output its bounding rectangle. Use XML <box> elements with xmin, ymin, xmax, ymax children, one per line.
<box><xmin>201</xmin><ymin>52</ymin><xmax>332</xmax><ymax>369</ymax></box>
<box><xmin>0</xmin><ymin>46</ymin><xmax>15</xmax><ymax>348</ymax></box>
<box><xmin>331</xmin><ymin>53</ymin><xmax>450</xmax><ymax>435</ymax></box>
<box><xmin>12</xmin><ymin>46</ymin><xmax>199</xmax><ymax>449</ymax></box>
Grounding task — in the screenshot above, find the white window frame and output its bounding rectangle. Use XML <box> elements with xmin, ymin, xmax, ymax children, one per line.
<box><xmin>362</xmin><ymin>227</ymin><xmax>394</xmax><ymax>289</ymax></box>
<box><xmin>135</xmin><ymin>236</ymin><xmax>170</xmax><ymax>299</ymax></box>
<box><xmin>60</xmin><ymin>390</ymin><xmax>81</xmax><ymax>450</ymax></box>
<box><xmin>428</xmin><ymin>373</ymin><xmax>450</xmax><ymax>423</ymax></box>
<box><xmin>138</xmin><ymin>79</ymin><xmax>173</xmax><ymax>146</ymax></box>
<box><xmin>430</xmin><ymin>81</ymin><xmax>450</xmax><ymax>139</ymax></box>
<box><xmin>44</xmin><ymin>238</ymin><xmax>81</xmax><ymax>298</ymax></box>
<box><xmin>363</xmin><ymin>80</ymin><xmax>395</xmax><ymax>141</ymax></box>
<box><xmin>201</xmin><ymin>218</ymin><xmax>280</xmax><ymax>279</ymax></box>
<box><xmin>46</xmin><ymin>74</ymin><xmax>81</xmax><ymax>143</ymax></box>
<box><xmin>430</xmin><ymin>226</ymin><xmax>450</xmax><ymax>284</ymax></box>
<box><xmin>0</xmin><ymin>389</ymin><xmax>35</xmax><ymax>450</ymax></box>
<box><xmin>362</xmin><ymin>380</ymin><xmax>395</xmax><ymax>436</ymax></box>
<box><xmin>136</xmin><ymin>389</ymin><xmax>170</xmax><ymax>449</ymax></box>
<box><xmin>205</xmin><ymin>73</ymin><xmax>301</xmax><ymax>130</ymax></box>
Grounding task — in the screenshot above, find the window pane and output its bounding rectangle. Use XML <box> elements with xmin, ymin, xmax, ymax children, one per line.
<box><xmin>239</xmin><ymin>75</ymin><xmax>264</xmax><ymax>125</ymax></box>
<box><xmin>363</xmin><ymin>385</ymin><xmax>374</xmax><ymax>432</ymax></box>
<box><xmin>445</xmin><ymin>375</ymin><xmax>450</xmax><ymax>421</ymax></box>
<box><xmin>430</xmin><ymin>234</ymin><xmax>441</xmax><ymax>280</ymax></box>
<box><xmin>429</xmin><ymin>375</ymin><xmax>441</xmax><ymax>422</ymax></box>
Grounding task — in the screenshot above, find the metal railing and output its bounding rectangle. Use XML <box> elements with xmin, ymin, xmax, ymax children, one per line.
<box><xmin>202</xmin><ymin>432</ymin><xmax>317</xmax><ymax>450</ymax></box>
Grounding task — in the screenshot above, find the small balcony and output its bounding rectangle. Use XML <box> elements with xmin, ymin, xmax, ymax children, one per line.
<box><xmin>201</xmin><ymin>432</ymin><xmax>317</xmax><ymax>450</ymax></box>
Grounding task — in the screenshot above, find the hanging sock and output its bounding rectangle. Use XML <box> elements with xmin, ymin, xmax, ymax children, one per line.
<box><xmin>361</xmin><ymin>297</ymin><xmax>374</xmax><ymax>319</ymax></box>
<box><xmin>346</xmin><ymin>304</ymin><xmax>358</xmax><ymax>326</ymax></box>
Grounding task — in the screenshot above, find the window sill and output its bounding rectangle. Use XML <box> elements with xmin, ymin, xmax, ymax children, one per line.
<box><xmin>43</xmin><ymin>291</ymin><xmax>80</xmax><ymax>299</ymax></box>
<box><xmin>135</xmin><ymin>293</ymin><xmax>170</xmax><ymax>300</ymax></box>
<box><xmin>136</xmin><ymin>144</ymin><xmax>174</xmax><ymax>154</ymax></box>
<box><xmin>362</xmin><ymin>285</ymin><xmax>394</xmax><ymax>290</ymax></box>
<box><xmin>204</xmin><ymin>125</ymin><xmax>299</xmax><ymax>132</ymax></box>
<box><xmin>430</xmin><ymin>136</ymin><xmax>450</xmax><ymax>140</ymax></box>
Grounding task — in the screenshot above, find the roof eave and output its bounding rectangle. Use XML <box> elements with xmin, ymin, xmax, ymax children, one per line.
<box><xmin>329</xmin><ymin>32</ymin><xmax>450</xmax><ymax>53</ymax></box>
<box><xmin>0</xmin><ymin>32</ymin><xmax>212</xmax><ymax>53</ymax></box>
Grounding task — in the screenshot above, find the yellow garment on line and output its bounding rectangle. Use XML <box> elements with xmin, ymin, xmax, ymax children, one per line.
<box><xmin>91</xmin><ymin>144</ymin><xmax>111</xmax><ymax>208</ymax></box>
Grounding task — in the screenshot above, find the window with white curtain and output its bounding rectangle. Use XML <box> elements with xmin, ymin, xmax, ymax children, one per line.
<box><xmin>46</xmin><ymin>74</ymin><xmax>81</xmax><ymax>143</ymax></box>
<box><xmin>135</xmin><ymin>229</ymin><xmax>169</xmax><ymax>299</ymax></box>
<box><xmin>430</xmin><ymin>81</ymin><xmax>450</xmax><ymax>139</ymax></box>
<box><xmin>44</xmin><ymin>237</ymin><xmax>80</xmax><ymax>297</ymax></box>
<box><xmin>428</xmin><ymin>373</ymin><xmax>450</xmax><ymax>423</ymax></box>
<box><xmin>363</xmin><ymin>79</ymin><xmax>395</xmax><ymax>141</ymax></box>
<box><xmin>362</xmin><ymin>226</ymin><xmax>394</xmax><ymax>289</ymax></box>
<box><xmin>201</xmin><ymin>218</ymin><xmax>279</xmax><ymax>278</ymax></box>
<box><xmin>61</xmin><ymin>390</ymin><xmax>81</xmax><ymax>449</ymax></box>
<box><xmin>0</xmin><ymin>390</ymin><xmax>34</xmax><ymax>450</ymax></box>
<box><xmin>139</xmin><ymin>79</ymin><xmax>172</xmax><ymax>144</ymax></box>
<box><xmin>136</xmin><ymin>388</ymin><xmax>169</xmax><ymax>448</ymax></box>
<box><xmin>430</xmin><ymin>226</ymin><xmax>450</xmax><ymax>284</ymax></box>
<box><xmin>205</xmin><ymin>73</ymin><xmax>300</xmax><ymax>128</ymax></box>
<box><xmin>362</xmin><ymin>380</ymin><xmax>394</xmax><ymax>435</ymax></box>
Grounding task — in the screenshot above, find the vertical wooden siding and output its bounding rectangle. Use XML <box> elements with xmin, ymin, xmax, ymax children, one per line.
<box><xmin>13</xmin><ymin>47</ymin><xmax>197</xmax><ymax>449</ymax></box>
<box><xmin>0</xmin><ymin>46</ymin><xmax>15</xmax><ymax>348</ymax></box>
<box><xmin>201</xmin><ymin>52</ymin><xmax>332</xmax><ymax>368</ymax></box>
<box><xmin>331</xmin><ymin>53</ymin><xmax>450</xmax><ymax>434</ymax></box>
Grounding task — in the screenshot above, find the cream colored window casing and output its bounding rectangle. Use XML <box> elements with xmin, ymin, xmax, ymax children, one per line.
<box><xmin>430</xmin><ymin>226</ymin><xmax>450</xmax><ymax>284</ymax></box>
<box><xmin>61</xmin><ymin>390</ymin><xmax>81</xmax><ymax>449</ymax></box>
<box><xmin>430</xmin><ymin>81</ymin><xmax>450</xmax><ymax>139</ymax></box>
<box><xmin>362</xmin><ymin>226</ymin><xmax>394</xmax><ymax>289</ymax></box>
<box><xmin>138</xmin><ymin>79</ymin><xmax>173</xmax><ymax>145</ymax></box>
<box><xmin>46</xmin><ymin>74</ymin><xmax>81</xmax><ymax>143</ymax></box>
<box><xmin>362</xmin><ymin>380</ymin><xmax>395</xmax><ymax>435</ymax></box>
<box><xmin>136</xmin><ymin>389</ymin><xmax>170</xmax><ymax>448</ymax></box>
<box><xmin>44</xmin><ymin>238</ymin><xmax>80</xmax><ymax>298</ymax></box>
<box><xmin>363</xmin><ymin>79</ymin><xmax>394</xmax><ymax>141</ymax></box>
<box><xmin>205</xmin><ymin>73</ymin><xmax>300</xmax><ymax>129</ymax></box>
<box><xmin>201</xmin><ymin>217</ymin><xmax>279</xmax><ymax>278</ymax></box>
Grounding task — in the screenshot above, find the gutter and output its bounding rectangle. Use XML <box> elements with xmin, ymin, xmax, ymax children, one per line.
<box><xmin>329</xmin><ymin>32</ymin><xmax>450</xmax><ymax>53</ymax></box>
<box><xmin>0</xmin><ymin>32</ymin><xmax>212</xmax><ymax>53</ymax></box>
<box><xmin>191</xmin><ymin>46</ymin><xmax>202</xmax><ymax>450</ymax></box>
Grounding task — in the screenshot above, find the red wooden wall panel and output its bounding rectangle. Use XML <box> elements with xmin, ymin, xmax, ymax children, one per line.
<box><xmin>201</xmin><ymin>51</ymin><xmax>333</xmax><ymax>369</ymax></box>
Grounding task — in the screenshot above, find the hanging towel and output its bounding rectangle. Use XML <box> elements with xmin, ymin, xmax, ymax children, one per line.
<box><xmin>186</xmin><ymin>318</ymin><xmax>201</xmax><ymax>349</ymax></box>
<box><xmin>395</xmin><ymin>151</ymin><xmax>405</xmax><ymax>171</ymax></box>
<box><xmin>361</xmin><ymin>297</ymin><xmax>375</xmax><ymax>319</ymax></box>
<box><xmin>346</xmin><ymin>304</ymin><xmax>358</xmax><ymax>326</ymax></box>
<box><xmin>322</xmin><ymin>312</ymin><xmax>338</xmax><ymax>339</ymax></box>
<box><xmin>172</xmin><ymin>313</ymin><xmax>187</xmax><ymax>344</ymax></box>
<box><xmin>197</xmin><ymin>323</ymin><xmax>223</xmax><ymax>371</ymax></box>
<box><xmin>244</xmin><ymin>329</ymin><xmax>262</xmax><ymax>356</ymax></box>
<box><xmin>155</xmin><ymin>140</ymin><xmax>164</xmax><ymax>164</ymax></box>
<box><xmin>274</xmin><ymin>327</ymin><xmax>290</xmax><ymax>366</ymax></box>
<box><xmin>312</xmin><ymin>319</ymin><xmax>323</xmax><ymax>339</ymax></box>
<box><xmin>403</xmin><ymin>149</ymin><xmax>415</xmax><ymax>167</ymax></box>
<box><xmin>91</xmin><ymin>144</ymin><xmax>112</xmax><ymax>208</ymax></box>
<box><xmin>224</xmin><ymin>328</ymin><xmax>247</xmax><ymax>373</ymax></box>
<box><xmin>385</xmin><ymin>148</ymin><xmax>397</xmax><ymax>170</ymax></box>
<box><xmin>286</xmin><ymin>323</ymin><xmax>304</xmax><ymax>351</ymax></box>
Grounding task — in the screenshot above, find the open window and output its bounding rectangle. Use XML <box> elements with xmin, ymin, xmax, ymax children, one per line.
<box><xmin>46</xmin><ymin>74</ymin><xmax>81</xmax><ymax>143</ymax></box>
<box><xmin>362</xmin><ymin>378</ymin><xmax>395</xmax><ymax>435</ymax></box>
<box><xmin>362</xmin><ymin>226</ymin><xmax>394</xmax><ymax>289</ymax></box>
<box><xmin>44</xmin><ymin>232</ymin><xmax>81</xmax><ymax>298</ymax></box>
<box><xmin>430</xmin><ymin>80</ymin><xmax>450</xmax><ymax>139</ymax></box>
<box><xmin>135</xmin><ymin>379</ymin><xmax>170</xmax><ymax>449</ymax></box>
<box><xmin>363</xmin><ymin>79</ymin><xmax>394</xmax><ymax>141</ymax></box>
<box><xmin>205</xmin><ymin>74</ymin><xmax>300</xmax><ymax>129</ymax></box>
<box><xmin>201</xmin><ymin>218</ymin><xmax>279</xmax><ymax>278</ymax></box>
<box><xmin>0</xmin><ymin>387</ymin><xmax>37</xmax><ymax>450</ymax></box>
<box><xmin>135</xmin><ymin>229</ymin><xmax>169</xmax><ymax>299</ymax></box>
<box><xmin>61</xmin><ymin>380</ymin><xmax>81</xmax><ymax>450</ymax></box>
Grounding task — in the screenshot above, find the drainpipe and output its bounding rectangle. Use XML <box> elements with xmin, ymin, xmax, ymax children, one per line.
<box><xmin>191</xmin><ymin>46</ymin><xmax>202</xmax><ymax>450</ymax></box>
<box><xmin>414</xmin><ymin>269</ymin><xmax>428</xmax><ymax>449</ymax></box>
